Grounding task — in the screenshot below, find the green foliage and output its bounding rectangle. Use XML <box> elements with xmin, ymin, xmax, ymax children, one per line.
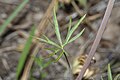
<box><xmin>53</xmin><ymin>8</ymin><xmax>62</xmax><ymax>45</ymax></box>
<box><xmin>34</xmin><ymin>7</ymin><xmax>86</xmax><ymax>67</ymax></box>
<box><xmin>101</xmin><ymin>64</ymin><xmax>120</xmax><ymax>80</ymax></box>
<box><xmin>16</xmin><ymin>26</ymin><xmax>35</xmax><ymax>79</ymax></box>
<box><xmin>108</xmin><ymin>64</ymin><xmax>113</xmax><ymax>80</ymax></box>
<box><xmin>0</xmin><ymin>0</ymin><xmax>29</xmax><ymax>36</ymax></box>
<box><xmin>64</xmin><ymin>14</ymin><xmax>86</xmax><ymax>46</ymax></box>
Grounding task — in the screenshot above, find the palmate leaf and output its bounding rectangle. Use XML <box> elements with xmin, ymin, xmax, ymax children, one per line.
<box><xmin>68</xmin><ymin>28</ymin><xmax>85</xmax><ymax>43</ymax></box>
<box><xmin>108</xmin><ymin>64</ymin><xmax>113</xmax><ymax>80</ymax></box>
<box><xmin>64</xmin><ymin>14</ymin><xmax>86</xmax><ymax>45</ymax></box>
<box><xmin>53</xmin><ymin>7</ymin><xmax>62</xmax><ymax>45</ymax></box>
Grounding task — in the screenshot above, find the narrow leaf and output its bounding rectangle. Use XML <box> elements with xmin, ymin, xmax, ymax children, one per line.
<box><xmin>0</xmin><ymin>0</ymin><xmax>29</xmax><ymax>35</ymax></box>
<box><xmin>68</xmin><ymin>17</ymin><xmax>72</xmax><ymax>35</ymax></box>
<box><xmin>53</xmin><ymin>7</ymin><xmax>62</xmax><ymax>45</ymax></box>
<box><xmin>64</xmin><ymin>14</ymin><xmax>86</xmax><ymax>45</ymax></box>
<box><xmin>46</xmin><ymin>49</ymin><xmax>60</xmax><ymax>58</ymax></box>
<box><xmin>108</xmin><ymin>64</ymin><xmax>113</xmax><ymax>80</ymax></box>
<box><xmin>68</xmin><ymin>28</ymin><xmax>85</xmax><ymax>43</ymax></box>
<box><xmin>44</xmin><ymin>47</ymin><xmax>58</xmax><ymax>52</ymax></box>
<box><xmin>34</xmin><ymin>36</ymin><xmax>60</xmax><ymax>48</ymax></box>
<box><xmin>16</xmin><ymin>26</ymin><xmax>35</xmax><ymax>79</ymax></box>
<box><xmin>42</xmin><ymin>35</ymin><xmax>60</xmax><ymax>48</ymax></box>
<box><xmin>64</xmin><ymin>18</ymin><xmax>72</xmax><ymax>46</ymax></box>
<box><xmin>54</xmin><ymin>51</ymin><xmax>64</xmax><ymax>62</ymax></box>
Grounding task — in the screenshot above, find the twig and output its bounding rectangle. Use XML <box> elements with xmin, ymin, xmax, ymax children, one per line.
<box><xmin>75</xmin><ymin>0</ymin><xmax>115</xmax><ymax>80</ymax></box>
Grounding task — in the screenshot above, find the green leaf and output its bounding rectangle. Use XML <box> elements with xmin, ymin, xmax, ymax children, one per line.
<box><xmin>44</xmin><ymin>47</ymin><xmax>58</xmax><ymax>52</ymax></box>
<box><xmin>54</xmin><ymin>51</ymin><xmax>64</xmax><ymax>62</ymax></box>
<box><xmin>64</xmin><ymin>14</ymin><xmax>86</xmax><ymax>45</ymax></box>
<box><xmin>53</xmin><ymin>7</ymin><xmax>62</xmax><ymax>45</ymax></box>
<box><xmin>67</xmin><ymin>17</ymin><xmax>72</xmax><ymax>35</ymax></box>
<box><xmin>0</xmin><ymin>0</ymin><xmax>29</xmax><ymax>36</ymax></box>
<box><xmin>108</xmin><ymin>64</ymin><xmax>113</xmax><ymax>80</ymax></box>
<box><xmin>64</xmin><ymin>18</ymin><xmax>72</xmax><ymax>46</ymax></box>
<box><xmin>46</xmin><ymin>49</ymin><xmax>60</xmax><ymax>58</ymax></box>
<box><xmin>16</xmin><ymin>26</ymin><xmax>35</xmax><ymax>79</ymax></box>
<box><xmin>68</xmin><ymin>28</ymin><xmax>85</xmax><ymax>43</ymax></box>
<box><xmin>34</xmin><ymin>36</ymin><xmax>60</xmax><ymax>48</ymax></box>
<box><xmin>42</xmin><ymin>35</ymin><xmax>60</xmax><ymax>48</ymax></box>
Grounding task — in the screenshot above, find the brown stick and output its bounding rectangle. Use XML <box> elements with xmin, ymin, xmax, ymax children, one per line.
<box><xmin>75</xmin><ymin>0</ymin><xmax>115</xmax><ymax>80</ymax></box>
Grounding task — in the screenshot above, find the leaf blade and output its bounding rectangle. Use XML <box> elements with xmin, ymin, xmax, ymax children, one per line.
<box><xmin>0</xmin><ymin>0</ymin><xmax>29</xmax><ymax>35</ymax></box>
<box><xmin>108</xmin><ymin>64</ymin><xmax>113</xmax><ymax>80</ymax></box>
<box><xmin>54</xmin><ymin>51</ymin><xmax>64</xmax><ymax>62</ymax></box>
<box><xmin>68</xmin><ymin>28</ymin><xmax>85</xmax><ymax>43</ymax></box>
<box><xmin>64</xmin><ymin>14</ymin><xmax>86</xmax><ymax>45</ymax></box>
<box><xmin>53</xmin><ymin>7</ymin><xmax>62</xmax><ymax>45</ymax></box>
<box><xmin>16</xmin><ymin>26</ymin><xmax>35</xmax><ymax>79</ymax></box>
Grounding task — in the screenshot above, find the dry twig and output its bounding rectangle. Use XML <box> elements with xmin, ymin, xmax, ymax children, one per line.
<box><xmin>76</xmin><ymin>0</ymin><xmax>115</xmax><ymax>80</ymax></box>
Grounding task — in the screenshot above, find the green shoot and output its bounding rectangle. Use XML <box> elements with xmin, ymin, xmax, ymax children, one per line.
<box><xmin>108</xmin><ymin>64</ymin><xmax>113</xmax><ymax>80</ymax></box>
<box><xmin>16</xmin><ymin>26</ymin><xmax>35</xmax><ymax>79</ymax></box>
<box><xmin>0</xmin><ymin>0</ymin><xmax>29</xmax><ymax>36</ymax></box>
<box><xmin>53</xmin><ymin>7</ymin><xmax>62</xmax><ymax>46</ymax></box>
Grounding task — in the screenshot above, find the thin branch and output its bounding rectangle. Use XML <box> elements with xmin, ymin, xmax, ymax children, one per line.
<box><xmin>75</xmin><ymin>0</ymin><xmax>115</xmax><ymax>80</ymax></box>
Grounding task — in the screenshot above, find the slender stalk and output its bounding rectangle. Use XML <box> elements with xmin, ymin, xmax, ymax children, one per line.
<box><xmin>75</xmin><ymin>0</ymin><xmax>115</xmax><ymax>80</ymax></box>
